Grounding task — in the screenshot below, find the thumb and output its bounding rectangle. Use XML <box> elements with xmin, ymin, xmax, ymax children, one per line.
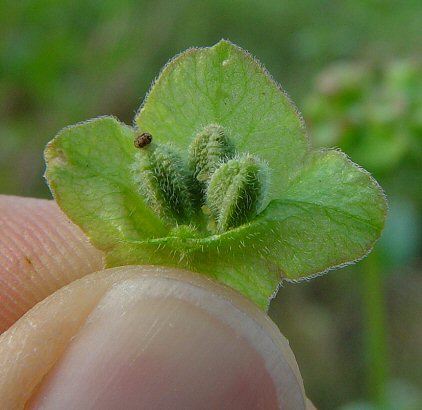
<box><xmin>0</xmin><ymin>266</ymin><xmax>310</xmax><ymax>410</ymax></box>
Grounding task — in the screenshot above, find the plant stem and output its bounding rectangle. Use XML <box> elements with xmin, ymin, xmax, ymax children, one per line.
<box><xmin>361</xmin><ymin>251</ymin><xmax>389</xmax><ymax>408</ymax></box>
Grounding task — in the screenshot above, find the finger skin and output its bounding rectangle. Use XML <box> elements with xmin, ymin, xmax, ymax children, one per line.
<box><xmin>0</xmin><ymin>196</ymin><xmax>104</xmax><ymax>333</ymax></box>
<box><xmin>0</xmin><ymin>197</ymin><xmax>315</xmax><ymax>408</ymax></box>
<box><xmin>307</xmin><ymin>398</ymin><xmax>318</xmax><ymax>409</ymax></box>
<box><xmin>0</xmin><ymin>266</ymin><xmax>307</xmax><ymax>410</ymax></box>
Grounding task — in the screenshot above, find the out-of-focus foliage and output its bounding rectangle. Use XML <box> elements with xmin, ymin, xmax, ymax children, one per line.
<box><xmin>305</xmin><ymin>60</ymin><xmax>422</xmax><ymax>270</ymax></box>
<box><xmin>306</xmin><ymin>61</ymin><xmax>422</xmax><ymax>175</ymax></box>
<box><xmin>299</xmin><ymin>58</ymin><xmax>422</xmax><ymax>409</ymax></box>
<box><xmin>1</xmin><ymin>0</ymin><xmax>422</xmax><ymax>198</ymax></box>
<box><xmin>339</xmin><ymin>379</ymin><xmax>422</xmax><ymax>410</ymax></box>
<box><xmin>1</xmin><ymin>1</ymin><xmax>422</xmax><ymax>409</ymax></box>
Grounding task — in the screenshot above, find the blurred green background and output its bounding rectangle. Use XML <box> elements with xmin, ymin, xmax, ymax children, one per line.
<box><xmin>1</xmin><ymin>0</ymin><xmax>421</xmax><ymax>408</ymax></box>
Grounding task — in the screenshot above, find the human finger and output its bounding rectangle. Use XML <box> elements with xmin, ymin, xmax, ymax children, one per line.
<box><xmin>0</xmin><ymin>195</ymin><xmax>104</xmax><ymax>333</ymax></box>
<box><xmin>0</xmin><ymin>265</ymin><xmax>308</xmax><ymax>410</ymax></box>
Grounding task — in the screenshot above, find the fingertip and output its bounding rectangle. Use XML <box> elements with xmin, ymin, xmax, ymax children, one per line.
<box><xmin>1</xmin><ymin>266</ymin><xmax>308</xmax><ymax>410</ymax></box>
<box><xmin>0</xmin><ymin>195</ymin><xmax>104</xmax><ymax>333</ymax></box>
<box><xmin>306</xmin><ymin>398</ymin><xmax>318</xmax><ymax>409</ymax></box>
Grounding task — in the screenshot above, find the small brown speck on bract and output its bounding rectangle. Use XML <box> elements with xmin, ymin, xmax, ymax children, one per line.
<box><xmin>134</xmin><ymin>132</ymin><xmax>153</xmax><ymax>148</ymax></box>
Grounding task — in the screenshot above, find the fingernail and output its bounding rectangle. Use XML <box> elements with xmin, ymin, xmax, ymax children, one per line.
<box><xmin>29</xmin><ymin>271</ymin><xmax>306</xmax><ymax>409</ymax></box>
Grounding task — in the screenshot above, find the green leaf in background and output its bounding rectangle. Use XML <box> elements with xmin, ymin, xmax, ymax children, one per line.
<box><xmin>45</xmin><ymin>40</ymin><xmax>387</xmax><ymax>309</ymax></box>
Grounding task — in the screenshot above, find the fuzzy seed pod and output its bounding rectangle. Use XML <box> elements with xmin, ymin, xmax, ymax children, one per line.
<box><xmin>206</xmin><ymin>154</ymin><xmax>270</xmax><ymax>233</ymax></box>
<box><xmin>188</xmin><ymin>124</ymin><xmax>235</xmax><ymax>189</ymax></box>
<box><xmin>132</xmin><ymin>143</ymin><xmax>195</xmax><ymax>224</ymax></box>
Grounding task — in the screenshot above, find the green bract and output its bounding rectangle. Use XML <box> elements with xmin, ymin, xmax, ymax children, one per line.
<box><xmin>44</xmin><ymin>40</ymin><xmax>387</xmax><ymax>310</ymax></box>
